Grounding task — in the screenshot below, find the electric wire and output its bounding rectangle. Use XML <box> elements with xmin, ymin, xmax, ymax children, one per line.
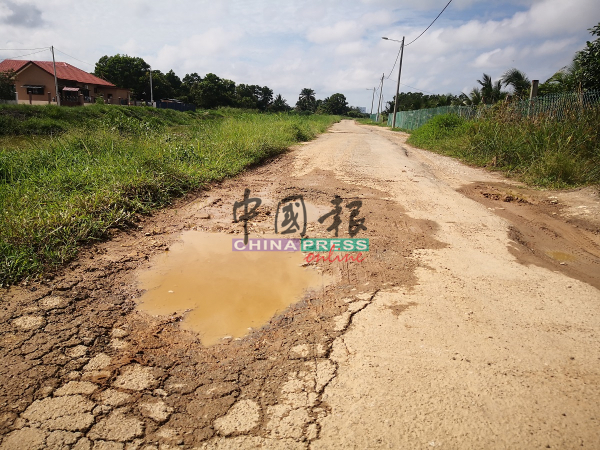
<box><xmin>382</xmin><ymin>0</ymin><xmax>454</xmax><ymax>92</ymax></box>
<box><xmin>1</xmin><ymin>48</ymin><xmax>49</xmax><ymax>60</ymax></box>
<box><xmin>0</xmin><ymin>47</ymin><xmax>50</xmax><ymax>51</ymax></box>
<box><xmin>386</xmin><ymin>45</ymin><xmax>402</xmax><ymax>79</ymax></box>
<box><xmin>405</xmin><ymin>0</ymin><xmax>453</xmax><ymax>47</ymax></box>
<box><xmin>54</xmin><ymin>48</ymin><xmax>94</xmax><ymax>67</ymax></box>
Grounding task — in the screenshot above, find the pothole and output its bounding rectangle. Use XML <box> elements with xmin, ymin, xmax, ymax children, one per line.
<box><xmin>136</xmin><ymin>231</ymin><xmax>327</xmax><ymax>345</ymax></box>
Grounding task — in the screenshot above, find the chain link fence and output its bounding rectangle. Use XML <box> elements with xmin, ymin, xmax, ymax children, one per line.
<box><xmin>382</xmin><ymin>90</ymin><xmax>600</xmax><ymax>130</ymax></box>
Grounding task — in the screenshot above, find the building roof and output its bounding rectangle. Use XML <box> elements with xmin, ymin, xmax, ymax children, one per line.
<box><xmin>0</xmin><ymin>59</ymin><xmax>116</xmax><ymax>87</ymax></box>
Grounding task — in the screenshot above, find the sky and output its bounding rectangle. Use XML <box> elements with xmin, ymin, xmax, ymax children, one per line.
<box><xmin>0</xmin><ymin>0</ymin><xmax>598</xmax><ymax>110</ymax></box>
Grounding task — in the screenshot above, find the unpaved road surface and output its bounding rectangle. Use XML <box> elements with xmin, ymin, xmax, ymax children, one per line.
<box><xmin>1</xmin><ymin>120</ymin><xmax>599</xmax><ymax>449</ymax></box>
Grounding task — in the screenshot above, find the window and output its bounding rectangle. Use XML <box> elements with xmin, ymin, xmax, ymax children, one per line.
<box><xmin>25</xmin><ymin>86</ymin><xmax>44</xmax><ymax>95</ymax></box>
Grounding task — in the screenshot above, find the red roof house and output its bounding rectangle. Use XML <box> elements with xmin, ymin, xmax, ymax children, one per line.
<box><xmin>0</xmin><ymin>59</ymin><xmax>130</xmax><ymax>106</ymax></box>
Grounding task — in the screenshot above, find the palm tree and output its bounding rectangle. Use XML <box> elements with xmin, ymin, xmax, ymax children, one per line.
<box><xmin>296</xmin><ymin>88</ymin><xmax>316</xmax><ymax>112</ymax></box>
<box><xmin>477</xmin><ymin>73</ymin><xmax>505</xmax><ymax>104</ymax></box>
<box><xmin>501</xmin><ymin>68</ymin><xmax>531</xmax><ymax>98</ymax></box>
<box><xmin>468</xmin><ymin>87</ymin><xmax>482</xmax><ymax>105</ymax></box>
<box><xmin>270</xmin><ymin>94</ymin><xmax>290</xmax><ymax>112</ymax></box>
<box><xmin>538</xmin><ymin>60</ymin><xmax>580</xmax><ymax>94</ymax></box>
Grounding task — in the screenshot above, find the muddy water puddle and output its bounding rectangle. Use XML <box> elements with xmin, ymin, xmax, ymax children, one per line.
<box><xmin>136</xmin><ymin>231</ymin><xmax>325</xmax><ymax>345</ymax></box>
<box><xmin>546</xmin><ymin>251</ymin><xmax>577</xmax><ymax>262</ymax></box>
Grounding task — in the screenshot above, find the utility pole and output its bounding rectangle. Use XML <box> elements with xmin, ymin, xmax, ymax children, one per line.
<box><xmin>391</xmin><ymin>36</ymin><xmax>405</xmax><ymax>129</ymax></box>
<box><xmin>367</xmin><ymin>87</ymin><xmax>376</xmax><ymax>115</ymax></box>
<box><xmin>149</xmin><ymin>68</ymin><xmax>154</xmax><ymax>105</ymax></box>
<box><xmin>51</xmin><ymin>46</ymin><xmax>60</xmax><ymax>106</ymax></box>
<box><xmin>376</xmin><ymin>73</ymin><xmax>384</xmax><ymax>122</ymax></box>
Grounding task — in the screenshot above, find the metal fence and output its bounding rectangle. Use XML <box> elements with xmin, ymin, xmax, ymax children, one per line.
<box><xmin>505</xmin><ymin>90</ymin><xmax>600</xmax><ymax>119</ymax></box>
<box><xmin>383</xmin><ymin>90</ymin><xmax>600</xmax><ymax>130</ymax></box>
<box><xmin>156</xmin><ymin>100</ymin><xmax>196</xmax><ymax>112</ymax></box>
<box><xmin>386</xmin><ymin>105</ymin><xmax>478</xmax><ymax>130</ymax></box>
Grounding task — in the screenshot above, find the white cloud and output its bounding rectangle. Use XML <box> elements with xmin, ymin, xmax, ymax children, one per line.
<box><xmin>0</xmin><ymin>0</ymin><xmax>597</xmax><ymax>108</ymax></box>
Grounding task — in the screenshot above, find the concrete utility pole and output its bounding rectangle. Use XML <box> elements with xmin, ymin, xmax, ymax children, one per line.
<box><xmin>51</xmin><ymin>46</ymin><xmax>60</xmax><ymax>106</ymax></box>
<box><xmin>367</xmin><ymin>87</ymin><xmax>376</xmax><ymax>115</ymax></box>
<box><xmin>149</xmin><ymin>68</ymin><xmax>154</xmax><ymax>105</ymax></box>
<box><xmin>391</xmin><ymin>36</ymin><xmax>405</xmax><ymax>129</ymax></box>
<box><xmin>529</xmin><ymin>80</ymin><xmax>539</xmax><ymax>99</ymax></box>
<box><xmin>376</xmin><ymin>73</ymin><xmax>384</xmax><ymax>122</ymax></box>
<box><xmin>382</xmin><ymin>36</ymin><xmax>405</xmax><ymax>129</ymax></box>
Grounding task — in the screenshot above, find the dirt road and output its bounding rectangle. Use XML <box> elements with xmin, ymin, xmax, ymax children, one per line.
<box><xmin>1</xmin><ymin>120</ymin><xmax>599</xmax><ymax>449</ymax></box>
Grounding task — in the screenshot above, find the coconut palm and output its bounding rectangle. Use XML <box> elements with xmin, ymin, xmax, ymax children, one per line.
<box><xmin>501</xmin><ymin>68</ymin><xmax>531</xmax><ymax>98</ymax></box>
<box><xmin>296</xmin><ymin>88</ymin><xmax>316</xmax><ymax>112</ymax></box>
<box><xmin>468</xmin><ymin>87</ymin><xmax>482</xmax><ymax>105</ymax></box>
<box><xmin>477</xmin><ymin>73</ymin><xmax>505</xmax><ymax>104</ymax></box>
<box><xmin>538</xmin><ymin>60</ymin><xmax>580</xmax><ymax>94</ymax></box>
<box><xmin>270</xmin><ymin>94</ymin><xmax>290</xmax><ymax>112</ymax></box>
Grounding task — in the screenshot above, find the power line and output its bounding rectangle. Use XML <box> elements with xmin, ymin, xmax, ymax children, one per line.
<box><xmin>0</xmin><ymin>47</ymin><xmax>50</xmax><ymax>51</ymax></box>
<box><xmin>406</xmin><ymin>0</ymin><xmax>453</xmax><ymax>47</ymax></box>
<box><xmin>401</xmin><ymin>83</ymin><xmax>437</xmax><ymax>95</ymax></box>
<box><xmin>386</xmin><ymin>45</ymin><xmax>402</xmax><ymax>79</ymax></box>
<box><xmin>2</xmin><ymin>48</ymin><xmax>49</xmax><ymax>60</ymax></box>
<box><xmin>54</xmin><ymin>48</ymin><xmax>94</xmax><ymax>67</ymax></box>
<box><xmin>387</xmin><ymin>81</ymin><xmax>437</xmax><ymax>95</ymax></box>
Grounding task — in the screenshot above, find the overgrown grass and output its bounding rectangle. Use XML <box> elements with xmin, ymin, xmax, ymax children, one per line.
<box><xmin>354</xmin><ymin>117</ymin><xmax>389</xmax><ymax>127</ymax></box>
<box><xmin>407</xmin><ymin>107</ymin><xmax>600</xmax><ymax>188</ymax></box>
<box><xmin>0</xmin><ymin>103</ymin><xmax>200</xmax><ymax>136</ymax></box>
<box><xmin>0</xmin><ymin>106</ymin><xmax>339</xmax><ymax>285</ymax></box>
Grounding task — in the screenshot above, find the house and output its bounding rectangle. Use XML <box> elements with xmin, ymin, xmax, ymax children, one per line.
<box><xmin>0</xmin><ymin>59</ymin><xmax>130</xmax><ymax>106</ymax></box>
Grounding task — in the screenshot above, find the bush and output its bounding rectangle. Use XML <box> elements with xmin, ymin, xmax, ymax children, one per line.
<box><xmin>407</xmin><ymin>107</ymin><xmax>600</xmax><ymax>187</ymax></box>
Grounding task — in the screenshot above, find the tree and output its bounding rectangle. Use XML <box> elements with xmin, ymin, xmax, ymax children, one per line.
<box><xmin>235</xmin><ymin>84</ymin><xmax>273</xmax><ymax>111</ymax></box>
<box><xmin>179</xmin><ymin>73</ymin><xmax>202</xmax><ymax>103</ymax></box>
<box><xmin>477</xmin><ymin>73</ymin><xmax>505</xmax><ymax>104</ymax></box>
<box><xmin>191</xmin><ymin>73</ymin><xmax>235</xmax><ymax>109</ymax></box>
<box><xmin>322</xmin><ymin>93</ymin><xmax>349</xmax><ymax>115</ymax></box>
<box><xmin>296</xmin><ymin>88</ymin><xmax>316</xmax><ymax>112</ymax></box>
<box><xmin>0</xmin><ymin>69</ymin><xmax>16</xmax><ymax>100</ymax></box>
<box><xmin>538</xmin><ymin>61</ymin><xmax>578</xmax><ymax>95</ymax></box>
<box><xmin>573</xmin><ymin>22</ymin><xmax>600</xmax><ymax>91</ymax></box>
<box><xmin>165</xmin><ymin>70</ymin><xmax>182</xmax><ymax>95</ymax></box>
<box><xmin>384</xmin><ymin>92</ymin><xmax>458</xmax><ymax>113</ymax></box>
<box><xmin>142</xmin><ymin>70</ymin><xmax>175</xmax><ymax>101</ymax></box>
<box><xmin>269</xmin><ymin>94</ymin><xmax>290</xmax><ymax>112</ymax></box>
<box><xmin>501</xmin><ymin>68</ymin><xmax>531</xmax><ymax>98</ymax></box>
<box><xmin>94</xmin><ymin>54</ymin><xmax>150</xmax><ymax>99</ymax></box>
<box><xmin>468</xmin><ymin>87</ymin><xmax>482</xmax><ymax>105</ymax></box>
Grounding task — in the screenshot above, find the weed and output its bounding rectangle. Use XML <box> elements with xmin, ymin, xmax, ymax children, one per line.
<box><xmin>0</xmin><ymin>107</ymin><xmax>338</xmax><ymax>285</ymax></box>
<box><xmin>407</xmin><ymin>107</ymin><xmax>600</xmax><ymax>188</ymax></box>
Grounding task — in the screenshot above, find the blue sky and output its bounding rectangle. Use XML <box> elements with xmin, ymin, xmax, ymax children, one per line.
<box><xmin>0</xmin><ymin>0</ymin><xmax>598</xmax><ymax>109</ymax></box>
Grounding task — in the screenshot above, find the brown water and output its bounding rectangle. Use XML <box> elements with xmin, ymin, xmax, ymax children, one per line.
<box><xmin>136</xmin><ymin>231</ymin><xmax>324</xmax><ymax>345</ymax></box>
<box><xmin>547</xmin><ymin>251</ymin><xmax>576</xmax><ymax>262</ymax></box>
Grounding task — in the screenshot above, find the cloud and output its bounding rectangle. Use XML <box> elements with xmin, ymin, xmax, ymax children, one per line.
<box><xmin>0</xmin><ymin>1</ymin><xmax>44</xmax><ymax>27</ymax></box>
<box><xmin>307</xmin><ymin>21</ymin><xmax>363</xmax><ymax>44</ymax></box>
<box><xmin>0</xmin><ymin>0</ymin><xmax>596</xmax><ymax>109</ymax></box>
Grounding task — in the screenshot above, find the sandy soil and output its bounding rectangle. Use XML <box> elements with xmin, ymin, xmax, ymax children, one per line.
<box><xmin>0</xmin><ymin>120</ymin><xmax>599</xmax><ymax>449</ymax></box>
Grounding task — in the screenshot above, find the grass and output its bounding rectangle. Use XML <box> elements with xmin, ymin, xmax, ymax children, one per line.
<box><xmin>407</xmin><ymin>107</ymin><xmax>600</xmax><ymax>188</ymax></box>
<box><xmin>0</xmin><ymin>104</ymin><xmax>339</xmax><ymax>285</ymax></box>
<box><xmin>354</xmin><ymin>117</ymin><xmax>390</xmax><ymax>127</ymax></box>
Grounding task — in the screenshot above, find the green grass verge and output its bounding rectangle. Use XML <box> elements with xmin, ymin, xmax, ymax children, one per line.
<box><xmin>0</xmin><ymin>105</ymin><xmax>339</xmax><ymax>285</ymax></box>
<box><xmin>354</xmin><ymin>118</ymin><xmax>389</xmax><ymax>127</ymax></box>
<box><xmin>407</xmin><ymin>109</ymin><xmax>600</xmax><ymax>188</ymax></box>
